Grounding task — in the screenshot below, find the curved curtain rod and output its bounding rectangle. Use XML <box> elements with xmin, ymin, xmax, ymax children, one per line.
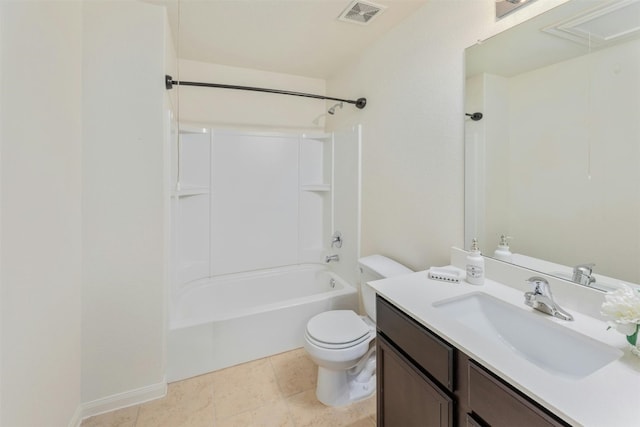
<box><xmin>165</xmin><ymin>75</ymin><xmax>367</xmax><ymax>109</ymax></box>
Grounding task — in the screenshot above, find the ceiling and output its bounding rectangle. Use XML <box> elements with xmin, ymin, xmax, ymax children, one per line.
<box><xmin>467</xmin><ymin>0</ymin><xmax>640</xmax><ymax>78</ymax></box>
<box><xmin>145</xmin><ymin>0</ymin><xmax>428</xmax><ymax>79</ymax></box>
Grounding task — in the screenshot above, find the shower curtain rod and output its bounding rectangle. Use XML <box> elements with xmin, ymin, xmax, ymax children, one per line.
<box><xmin>165</xmin><ymin>75</ymin><xmax>367</xmax><ymax>109</ymax></box>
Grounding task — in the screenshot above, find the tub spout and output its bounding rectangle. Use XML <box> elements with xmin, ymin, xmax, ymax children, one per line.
<box><xmin>325</xmin><ymin>254</ymin><xmax>340</xmax><ymax>263</ymax></box>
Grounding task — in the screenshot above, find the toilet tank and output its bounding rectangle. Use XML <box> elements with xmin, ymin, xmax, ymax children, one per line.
<box><xmin>359</xmin><ymin>255</ymin><xmax>413</xmax><ymax>322</ymax></box>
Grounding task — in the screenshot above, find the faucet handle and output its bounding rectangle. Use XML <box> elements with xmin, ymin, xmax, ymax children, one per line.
<box><xmin>573</xmin><ymin>263</ymin><xmax>595</xmax><ymax>285</ymax></box>
<box><xmin>526</xmin><ymin>276</ymin><xmax>550</xmax><ymax>296</ymax></box>
<box><xmin>574</xmin><ymin>263</ymin><xmax>595</xmax><ymax>274</ymax></box>
<box><xmin>331</xmin><ymin>231</ymin><xmax>343</xmax><ymax>248</ymax></box>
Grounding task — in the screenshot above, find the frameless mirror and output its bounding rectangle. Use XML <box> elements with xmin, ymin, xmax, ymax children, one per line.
<box><xmin>465</xmin><ymin>0</ymin><xmax>640</xmax><ymax>289</ymax></box>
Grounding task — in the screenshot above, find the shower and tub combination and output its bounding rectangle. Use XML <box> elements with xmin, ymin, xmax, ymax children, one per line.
<box><xmin>168</xmin><ymin>126</ymin><xmax>362</xmax><ymax>382</ymax></box>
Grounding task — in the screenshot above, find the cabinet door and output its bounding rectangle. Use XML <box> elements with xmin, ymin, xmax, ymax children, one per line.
<box><xmin>377</xmin><ymin>335</ymin><xmax>453</xmax><ymax>427</ymax></box>
<box><xmin>465</xmin><ymin>413</ymin><xmax>484</xmax><ymax>427</ymax></box>
<box><xmin>468</xmin><ymin>361</ymin><xmax>568</xmax><ymax>427</ymax></box>
<box><xmin>377</xmin><ymin>297</ymin><xmax>455</xmax><ymax>392</ymax></box>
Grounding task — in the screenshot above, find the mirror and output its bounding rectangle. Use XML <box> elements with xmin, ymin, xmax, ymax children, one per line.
<box><xmin>465</xmin><ymin>0</ymin><xmax>640</xmax><ymax>289</ymax></box>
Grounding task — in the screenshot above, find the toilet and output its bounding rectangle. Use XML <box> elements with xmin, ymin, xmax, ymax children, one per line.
<box><xmin>304</xmin><ymin>255</ymin><xmax>413</xmax><ymax>406</ymax></box>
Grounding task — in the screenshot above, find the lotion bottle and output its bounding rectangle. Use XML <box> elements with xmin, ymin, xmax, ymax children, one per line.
<box><xmin>466</xmin><ymin>238</ymin><xmax>485</xmax><ymax>285</ymax></box>
<box><xmin>493</xmin><ymin>235</ymin><xmax>513</xmax><ymax>262</ymax></box>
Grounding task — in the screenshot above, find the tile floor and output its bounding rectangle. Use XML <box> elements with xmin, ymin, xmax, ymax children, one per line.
<box><xmin>81</xmin><ymin>348</ymin><xmax>377</xmax><ymax>427</ymax></box>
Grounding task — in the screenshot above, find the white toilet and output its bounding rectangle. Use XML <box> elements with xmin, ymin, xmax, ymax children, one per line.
<box><xmin>304</xmin><ymin>255</ymin><xmax>412</xmax><ymax>406</ymax></box>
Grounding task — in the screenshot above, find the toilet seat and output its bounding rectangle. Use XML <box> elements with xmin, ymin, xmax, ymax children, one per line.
<box><xmin>306</xmin><ymin>310</ymin><xmax>372</xmax><ymax>349</ymax></box>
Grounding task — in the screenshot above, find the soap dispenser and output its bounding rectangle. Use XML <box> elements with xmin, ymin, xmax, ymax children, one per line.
<box><xmin>466</xmin><ymin>238</ymin><xmax>485</xmax><ymax>285</ymax></box>
<box><xmin>493</xmin><ymin>235</ymin><xmax>513</xmax><ymax>262</ymax></box>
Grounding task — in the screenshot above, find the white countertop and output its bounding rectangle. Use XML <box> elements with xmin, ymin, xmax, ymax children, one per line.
<box><xmin>369</xmin><ymin>269</ymin><xmax>640</xmax><ymax>427</ymax></box>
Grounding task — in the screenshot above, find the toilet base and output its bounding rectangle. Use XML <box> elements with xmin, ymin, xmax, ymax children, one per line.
<box><xmin>315</xmin><ymin>352</ymin><xmax>376</xmax><ymax>407</ymax></box>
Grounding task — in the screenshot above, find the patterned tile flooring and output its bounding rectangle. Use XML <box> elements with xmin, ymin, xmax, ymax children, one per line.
<box><xmin>81</xmin><ymin>348</ymin><xmax>376</xmax><ymax>427</ymax></box>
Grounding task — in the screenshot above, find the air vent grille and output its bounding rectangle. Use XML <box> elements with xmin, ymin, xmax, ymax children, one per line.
<box><xmin>338</xmin><ymin>0</ymin><xmax>386</xmax><ymax>25</ymax></box>
<box><xmin>543</xmin><ymin>0</ymin><xmax>640</xmax><ymax>47</ymax></box>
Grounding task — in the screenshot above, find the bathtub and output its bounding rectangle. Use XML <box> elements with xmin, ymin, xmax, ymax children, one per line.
<box><xmin>167</xmin><ymin>264</ymin><xmax>358</xmax><ymax>382</ymax></box>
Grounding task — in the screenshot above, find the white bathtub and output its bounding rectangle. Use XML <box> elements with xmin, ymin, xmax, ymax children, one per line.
<box><xmin>167</xmin><ymin>264</ymin><xmax>358</xmax><ymax>382</ymax></box>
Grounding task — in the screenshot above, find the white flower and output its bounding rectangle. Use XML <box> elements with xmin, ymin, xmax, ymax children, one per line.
<box><xmin>610</xmin><ymin>321</ymin><xmax>638</xmax><ymax>336</ymax></box>
<box><xmin>601</xmin><ymin>284</ymin><xmax>640</xmax><ymax>324</ymax></box>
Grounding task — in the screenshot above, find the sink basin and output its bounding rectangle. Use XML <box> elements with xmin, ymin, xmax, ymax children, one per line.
<box><xmin>433</xmin><ymin>292</ymin><xmax>623</xmax><ymax>379</ymax></box>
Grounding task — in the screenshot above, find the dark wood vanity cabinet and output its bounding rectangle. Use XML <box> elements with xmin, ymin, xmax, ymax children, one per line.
<box><xmin>467</xmin><ymin>361</ymin><xmax>568</xmax><ymax>427</ymax></box>
<box><xmin>377</xmin><ymin>336</ymin><xmax>453</xmax><ymax>427</ymax></box>
<box><xmin>376</xmin><ymin>296</ymin><xmax>569</xmax><ymax>427</ymax></box>
<box><xmin>376</xmin><ymin>296</ymin><xmax>466</xmax><ymax>427</ymax></box>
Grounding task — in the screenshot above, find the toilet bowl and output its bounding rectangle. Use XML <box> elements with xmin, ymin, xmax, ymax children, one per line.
<box><xmin>304</xmin><ymin>255</ymin><xmax>412</xmax><ymax>406</ymax></box>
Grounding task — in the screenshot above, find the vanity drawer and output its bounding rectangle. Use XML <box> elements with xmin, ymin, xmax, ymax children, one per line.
<box><xmin>376</xmin><ymin>296</ymin><xmax>454</xmax><ymax>392</ymax></box>
<box><xmin>468</xmin><ymin>361</ymin><xmax>568</xmax><ymax>427</ymax></box>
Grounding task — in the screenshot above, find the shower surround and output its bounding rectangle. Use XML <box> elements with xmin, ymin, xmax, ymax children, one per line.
<box><xmin>168</xmin><ymin>127</ymin><xmax>361</xmax><ymax>381</ymax></box>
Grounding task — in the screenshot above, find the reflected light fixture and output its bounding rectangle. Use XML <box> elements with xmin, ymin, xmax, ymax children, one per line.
<box><xmin>496</xmin><ymin>0</ymin><xmax>535</xmax><ymax>19</ymax></box>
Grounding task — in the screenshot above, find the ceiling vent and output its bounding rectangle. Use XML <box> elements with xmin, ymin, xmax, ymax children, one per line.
<box><xmin>542</xmin><ymin>0</ymin><xmax>640</xmax><ymax>47</ymax></box>
<box><xmin>338</xmin><ymin>0</ymin><xmax>387</xmax><ymax>25</ymax></box>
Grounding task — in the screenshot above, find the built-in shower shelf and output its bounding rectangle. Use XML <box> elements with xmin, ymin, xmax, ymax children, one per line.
<box><xmin>301</xmin><ymin>184</ymin><xmax>331</xmax><ymax>192</ymax></box>
<box><xmin>173</xmin><ymin>186</ymin><xmax>209</xmax><ymax>198</ymax></box>
<box><xmin>302</xmin><ymin>133</ymin><xmax>332</xmax><ymax>141</ymax></box>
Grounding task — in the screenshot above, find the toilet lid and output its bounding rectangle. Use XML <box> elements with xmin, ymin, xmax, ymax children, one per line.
<box><xmin>306</xmin><ymin>310</ymin><xmax>371</xmax><ymax>346</ymax></box>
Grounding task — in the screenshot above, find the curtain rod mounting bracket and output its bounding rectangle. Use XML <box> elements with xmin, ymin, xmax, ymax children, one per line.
<box><xmin>355</xmin><ymin>98</ymin><xmax>367</xmax><ymax>109</ymax></box>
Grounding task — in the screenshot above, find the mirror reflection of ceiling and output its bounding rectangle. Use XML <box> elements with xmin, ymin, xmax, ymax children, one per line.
<box><xmin>144</xmin><ymin>0</ymin><xmax>428</xmax><ymax>79</ymax></box>
<box><xmin>469</xmin><ymin>0</ymin><xmax>640</xmax><ymax>78</ymax></box>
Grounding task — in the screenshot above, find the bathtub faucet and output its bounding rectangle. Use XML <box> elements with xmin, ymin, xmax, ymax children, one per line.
<box><xmin>325</xmin><ymin>254</ymin><xmax>340</xmax><ymax>263</ymax></box>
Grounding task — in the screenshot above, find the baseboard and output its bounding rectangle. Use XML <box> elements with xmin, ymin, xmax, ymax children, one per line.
<box><xmin>81</xmin><ymin>379</ymin><xmax>167</xmax><ymax>420</ymax></box>
<box><xmin>68</xmin><ymin>405</ymin><xmax>83</xmax><ymax>427</ymax></box>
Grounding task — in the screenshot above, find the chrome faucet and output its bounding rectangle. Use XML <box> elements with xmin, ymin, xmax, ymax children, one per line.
<box><xmin>524</xmin><ymin>276</ymin><xmax>573</xmax><ymax>321</ymax></box>
<box><xmin>572</xmin><ymin>263</ymin><xmax>595</xmax><ymax>287</ymax></box>
<box><xmin>325</xmin><ymin>254</ymin><xmax>340</xmax><ymax>263</ymax></box>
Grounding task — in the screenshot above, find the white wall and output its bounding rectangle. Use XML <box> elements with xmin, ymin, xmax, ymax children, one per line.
<box><xmin>0</xmin><ymin>1</ymin><xmax>83</xmax><ymax>426</ymax></box>
<box><xmin>81</xmin><ymin>0</ymin><xmax>168</xmax><ymax>411</ymax></box>
<box><xmin>326</xmin><ymin>0</ymin><xmax>569</xmax><ymax>271</ymax></box>
<box><xmin>177</xmin><ymin>59</ymin><xmax>327</xmax><ymax>131</ymax></box>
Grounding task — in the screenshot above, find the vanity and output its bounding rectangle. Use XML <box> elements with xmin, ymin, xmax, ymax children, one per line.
<box><xmin>371</xmin><ymin>248</ymin><xmax>640</xmax><ymax>427</ymax></box>
<box><xmin>377</xmin><ymin>297</ymin><xmax>569</xmax><ymax>427</ymax></box>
